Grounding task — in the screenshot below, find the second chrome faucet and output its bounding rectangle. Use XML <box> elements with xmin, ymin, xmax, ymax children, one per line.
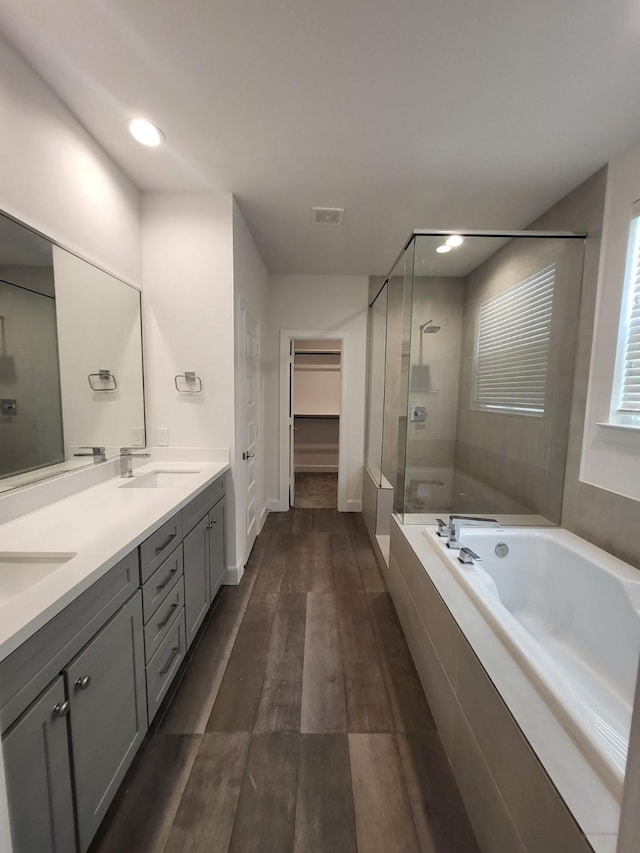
<box><xmin>119</xmin><ymin>447</ymin><xmax>151</xmax><ymax>478</ymax></box>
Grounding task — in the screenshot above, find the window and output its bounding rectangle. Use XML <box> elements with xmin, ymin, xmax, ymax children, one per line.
<box><xmin>473</xmin><ymin>263</ymin><xmax>556</xmax><ymax>415</ymax></box>
<box><xmin>611</xmin><ymin>201</ymin><xmax>640</xmax><ymax>426</ymax></box>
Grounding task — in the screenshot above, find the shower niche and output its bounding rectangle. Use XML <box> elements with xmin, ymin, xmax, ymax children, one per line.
<box><xmin>365</xmin><ymin>230</ymin><xmax>586</xmax><ymax>528</ymax></box>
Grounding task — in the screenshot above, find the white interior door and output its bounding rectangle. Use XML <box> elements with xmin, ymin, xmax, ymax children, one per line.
<box><xmin>289</xmin><ymin>339</ymin><xmax>295</xmax><ymax>507</ymax></box>
<box><xmin>242</xmin><ymin>304</ymin><xmax>259</xmax><ymax>559</ymax></box>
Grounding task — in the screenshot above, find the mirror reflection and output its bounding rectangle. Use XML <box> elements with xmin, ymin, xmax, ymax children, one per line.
<box><xmin>0</xmin><ymin>213</ymin><xmax>145</xmax><ymax>493</ymax></box>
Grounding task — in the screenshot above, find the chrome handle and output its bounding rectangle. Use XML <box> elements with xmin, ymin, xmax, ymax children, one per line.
<box><xmin>458</xmin><ymin>547</ymin><xmax>482</xmax><ymax>565</ymax></box>
<box><xmin>159</xmin><ymin>646</ymin><xmax>181</xmax><ymax>675</ymax></box>
<box><xmin>156</xmin><ymin>567</ymin><xmax>178</xmax><ymax>592</ymax></box>
<box><xmin>75</xmin><ymin>675</ymin><xmax>91</xmax><ymax>691</ymax></box>
<box><xmin>52</xmin><ymin>701</ymin><xmax>70</xmax><ymax>718</ymax></box>
<box><xmin>157</xmin><ymin>603</ymin><xmax>179</xmax><ymax>630</ymax></box>
<box><xmin>435</xmin><ymin>518</ymin><xmax>450</xmax><ymax>537</ymax></box>
<box><xmin>242</xmin><ymin>451</ymin><xmax>255</xmax><ymax>460</ymax></box>
<box><xmin>154</xmin><ymin>532</ymin><xmax>177</xmax><ymax>554</ymax></box>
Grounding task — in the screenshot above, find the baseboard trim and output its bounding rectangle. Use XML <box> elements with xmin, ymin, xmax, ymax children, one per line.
<box><xmin>258</xmin><ymin>506</ymin><xmax>268</xmax><ymax>533</ymax></box>
<box><xmin>346</xmin><ymin>499</ymin><xmax>362</xmax><ymax>512</ymax></box>
<box><xmin>266</xmin><ymin>498</ymin><xmax>281</xmax><ymax>512</ymax></box>
<box><xmin>223</xmin><ymin>562</ymin><xmax>244</xmax><ymax>586</ymax></box>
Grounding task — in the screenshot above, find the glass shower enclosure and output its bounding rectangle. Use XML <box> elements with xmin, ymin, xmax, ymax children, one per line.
<box><xmin>365</xmin><ymin>230</ymin><xmax>586</xmax><ymax>526</ymax></box>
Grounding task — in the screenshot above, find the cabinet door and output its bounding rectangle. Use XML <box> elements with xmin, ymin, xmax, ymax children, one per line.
<box><xmin>208</xmin><ymin>498</ymin><xmax>226</xmax><ymax>599</ymax></box>
<box><xmin>2</xmin><ymin>676</ymin><xmax>76</xmax><ymax>853</ymax></box>
<box><xmin>183</xmin><ymin>514</ymin><xmax>210</xmax><ymax>649</ymax></box>
<box><xmin>65</xmin><ymin>592</ymin><xmax>147</xmax><ymax>852</ymax></box>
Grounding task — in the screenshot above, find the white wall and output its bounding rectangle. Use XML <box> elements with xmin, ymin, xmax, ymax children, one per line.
<box><xmin>141</xmin><ymin>192</ymin><xmax>238</xmax><ymax>566</ymax></box>
<box><xmin>232</xmin><ymin>199</ymin><xmax>269</xmax><ymax>561</ymax></box>
<box><xmin>0</xmin><ymin>31</ymin><xmax>140</xmax><ymax>284</ymax></box>
<box><xmin>581</xmin><ymin>141</ymin><xmax>640</xmax><ymax>502</ymax></box>
<box><xmin>141</xmin><ymin>193</ymin><xmax>235</xmax><ymax>448</ymax></box>
<box><xmin>265</xmin><ymin>275</ymin><xmax>369</xmax><ymax>510</ymax></box>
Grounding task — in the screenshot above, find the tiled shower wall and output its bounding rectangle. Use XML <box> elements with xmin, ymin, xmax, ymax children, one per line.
<box><xmin>454</xmin><ymin>233</ymin><xmax>585</xmax><ymax>522</ymax></box>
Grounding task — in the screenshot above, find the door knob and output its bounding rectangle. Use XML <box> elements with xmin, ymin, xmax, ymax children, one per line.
<box><xmin>75</xmin><ymin>675</ymin><xmax>92</xmax><ymax>690</ymax></box>
<box><xmin>242</xmin><ymin>451</ymin><xmax>255</xmax><ymax>460</ymax></box>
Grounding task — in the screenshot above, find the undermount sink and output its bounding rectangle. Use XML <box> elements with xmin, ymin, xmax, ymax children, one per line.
<box><xmin>0</xmin><ymin>552</ymin><xmax>77</xmax><ymax>603</ymax></box>
<box><xmin>119</xmin><ymin>469</ymin><xmax>202</xmax><ymax>489</ymax></box>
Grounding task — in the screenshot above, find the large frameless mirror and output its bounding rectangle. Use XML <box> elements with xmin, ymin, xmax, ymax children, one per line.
<box><xmin>0</xmin><ymin>212</ymin><xmax>145</xmax><ymax>494</ymax></box>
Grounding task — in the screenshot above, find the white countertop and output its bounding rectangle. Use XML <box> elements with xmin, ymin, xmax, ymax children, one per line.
<box><xmin>0</xmin><ymin>459</ymin><xmax>229</xmax><ymax>663</ymax></box>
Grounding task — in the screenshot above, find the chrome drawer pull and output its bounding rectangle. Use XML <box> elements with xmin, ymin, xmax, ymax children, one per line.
<box><xmin>157</xmin><ymin>603</ymin><xmax>179</xmax><ymax>630</ymax></box>
<box><xmin>75</xmin><ymin>676</ymin><xmax>91</xmax><ymax>691</ymax></box>
<box><xmin>52</xmin><ymin>701</ymin><xmax>70</xmax><ymax>718</ymax></box>
<box><xmin>154</xmin><ymin>532</ymin><xmax>177</xmax><ymax>554</ymax></box>
<box><xmin>156</xmin><ymin>567</ymin><xmax>178</xmax><ymax>592</ymax></box>
<box><xmin>159</xmin><ymin>646</ymin><xmax>181</xmax><ymax>675</ymax></box>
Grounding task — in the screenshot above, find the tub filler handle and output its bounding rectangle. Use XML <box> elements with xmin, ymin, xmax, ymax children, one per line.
<box><xmin>458</xmin><ymin>547</ymin><xmax>482</xmax><ymax>566</ymax></box>
<box><xmin>435</xmin><ymin>518</ymin><xmax>450</xmax><ymax>538</ymax></box>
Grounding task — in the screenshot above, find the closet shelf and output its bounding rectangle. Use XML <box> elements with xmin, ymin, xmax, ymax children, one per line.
<box><xmin>294</xmin><ymin>413</ymin><xmax>340</xmax><ymax>418</ymax></box>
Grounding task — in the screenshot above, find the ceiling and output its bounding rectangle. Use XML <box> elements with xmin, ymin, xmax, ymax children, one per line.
<box><xmin>0</xmin><ymin>1</ymin><xmax>639</xmax><ymax>275</ymax></box>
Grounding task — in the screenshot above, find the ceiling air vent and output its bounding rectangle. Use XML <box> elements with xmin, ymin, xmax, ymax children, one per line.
<box><xmin>312</xmin><ymin>207</ymin><xmax>344</xmax><ymax>226</ymax></box>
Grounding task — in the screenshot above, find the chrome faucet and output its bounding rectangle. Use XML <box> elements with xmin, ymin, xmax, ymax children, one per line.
<box><xmin>73</xmin><ymin>446</ymin><xmax>106</xmax><ymax>463</ymax></box>
<box><xmin>119</xmin><ymin>447</ymin><xmax>151</xmax><ymax>478</ymax></box>
<box><xmin>447</xmin><ymin>515</ymin><xmax>500</xmax><ymax>549</ymax></box>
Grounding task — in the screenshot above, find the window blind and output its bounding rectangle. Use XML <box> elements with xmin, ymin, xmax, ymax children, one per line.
<box><xmin>617</xmin><ymin>209</ymin><xmax>640</xmax><ymax>414</ymax></box>
<box><xmin>474</xmin><ymin>263</ymin><xmax>555</xmax><ymax>415</ymax></box>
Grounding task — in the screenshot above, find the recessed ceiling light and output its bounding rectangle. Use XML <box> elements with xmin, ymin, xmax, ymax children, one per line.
<box><xmin>436</xmin><ymin>244</ymin><xmax>452</xmax><ymax>254</ymax></box>
<box><xmin>446</xmin><ymin>234</ymin><xmax>464</xmax><ymax>248</ymax></box>
<box><xmin>128</xmin><ymin>119</ymin><xmax>165</xmax><ymax>147</ymax></box>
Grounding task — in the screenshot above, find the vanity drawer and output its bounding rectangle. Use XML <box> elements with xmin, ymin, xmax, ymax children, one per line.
<box><xmin>143</xmin><ymin>577</ymin><xmax>184</xmax><ymax>664</ymax></box>
<box><xmin>146</xmin><ymin>612</ymin><xmax>186</xmax><ymax>722</ymax></box>
<box><xmin>182</xmin><ymin>475</ymin><xmax>226</xmax><ymax>535</ymax></box>
<box><xmin>141</xmin><ymin>547</ymin><xmax>183</xmax><ymax>623</ymax></box>
<box><xmin>139</xmin><ymin>514</ymin><xmax>183</xmax><ymax>583</ymax></box>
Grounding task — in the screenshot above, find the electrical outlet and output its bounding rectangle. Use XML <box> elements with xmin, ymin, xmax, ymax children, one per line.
<box><xmin>157</xmin><ymin>427</ymin><xmax>169</xmax><ymax>446</ymax></box>
<box><xmin>130</xmin><ymin>427</ymin><xmax>144</xmax><ymax>446</ymax></box>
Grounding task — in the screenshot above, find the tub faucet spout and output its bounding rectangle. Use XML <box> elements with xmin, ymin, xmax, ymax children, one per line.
<box><xmin>447</xmin><ymin>515</ymin><xmax>500</xmax><ymax>549</ymax></box>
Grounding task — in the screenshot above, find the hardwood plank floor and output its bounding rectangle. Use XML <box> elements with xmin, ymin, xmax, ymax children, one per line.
<box><xmin>294</xmin><ymin>734</ymin><xmax>357</xmax><ymax>853</ymax></box>
<box><xmin>300</xmin><ymin>592</ymin><xmax>347</xmax><ymax>733</ymax></box>
<box><xmin>90</xmin><ymin>508</ymin><xmax>479</xmax><ymax>853</ymax></box>
<box><xmin>163</xmin><ymin>734</ymin><xmax>249</xmax><ymax>853</ymax></box>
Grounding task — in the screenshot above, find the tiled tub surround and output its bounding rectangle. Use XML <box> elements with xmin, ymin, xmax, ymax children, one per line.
<box><xmin>388</xmin><ymin>518</ymin><xmax>624</xmax><ymax>853</ymax></box>
<box><xmin>0</xmin><ymin>454</ymin><xmax>229</xmax><ymax>662</ymax></box>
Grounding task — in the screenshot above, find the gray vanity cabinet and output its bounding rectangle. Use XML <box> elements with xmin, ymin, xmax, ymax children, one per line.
<box><xmin>65</xmin><ymin>591</ymin><xmax>146</xmax><ymax>853</ymax></box>
<box><xmin>208</xmin><ymin>498</ymin><xmax>226</xmax><ymax>598</ymax></box>
<box><xmin>2</xmin><ymin>676</ymin><xmax>76</xmax><ymax>853</ymax></box>
<box><xmin>183</xmin><ymin>514</ymin><xmax>210</xmax><ymax>648</ymax></box>
<box><xmin>181</xmin><ymin>475</ymin><xmax>226</xmax><ymax>651</ymax></box>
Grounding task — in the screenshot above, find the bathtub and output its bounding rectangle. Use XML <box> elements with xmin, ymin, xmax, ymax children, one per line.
<box><xmin>423</xmin><ymin>525</ymin><xmax>640</xmax><ymax>799</ymax></box>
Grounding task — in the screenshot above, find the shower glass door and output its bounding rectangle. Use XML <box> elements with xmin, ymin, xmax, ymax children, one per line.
<box><xmin>395</xmin><ymin>231</ymin><xmax>585</xmax><ymax>525</ymax></box>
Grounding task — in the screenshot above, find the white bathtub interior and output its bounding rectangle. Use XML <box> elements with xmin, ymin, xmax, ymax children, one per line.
<box><xmin>423</xmin><ymin>526</ymin><xmax>640</xmax><ymax>800</ymax></box>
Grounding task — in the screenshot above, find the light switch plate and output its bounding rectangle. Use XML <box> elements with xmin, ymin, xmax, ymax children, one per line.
<box><xmin>157</xmin><ymin>427</ymin><xmax>169</xmax><ymax>446</ymax></box>
<box><xmin>130</xmin><ymin>427</ymin><xmax>144</xmax><ymax>446</ymax></box>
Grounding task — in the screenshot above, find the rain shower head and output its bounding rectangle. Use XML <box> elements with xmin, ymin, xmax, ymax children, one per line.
<box><xmin>419</xmin><ymin>320</ymin><xmax>441</xmax><ymax>334</ymax></box>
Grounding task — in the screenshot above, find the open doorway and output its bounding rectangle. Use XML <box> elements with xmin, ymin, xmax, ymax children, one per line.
<box><xmin>292</xmin><ymin>339</ymin><xmax>341</xmax><ymax>508</ymax></box>
<box><xmin>279</xmin><ymin>329</ymin><xmax>350</xmax><ymax>512</ymax></box>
